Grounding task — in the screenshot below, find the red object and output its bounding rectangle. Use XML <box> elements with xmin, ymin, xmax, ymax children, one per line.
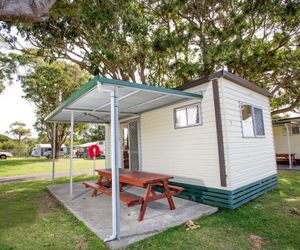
<box><xmin>88</xmin><ymin>144</ymin><xmax>101</xmax><ymax>158</ymax></box>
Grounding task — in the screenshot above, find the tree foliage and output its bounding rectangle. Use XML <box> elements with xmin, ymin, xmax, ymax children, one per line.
<box><xmin>8</xmin><ymin>121</ymin><xmax>31</xmax><ymax>156</ymax></box>
<box><xmin>79</xmin><ymin>125</ymin><xmax>105</xmax><ymax>144</ymax></box>
<box><xmin>0</xmin><ymin>52</ymin><xmax>19</xmax><ymax>94</ymax></box>
<box><xmin>0</xmin><ymin>0</ymin><xmax>299</xmax><ymax>115</ymax></box>
<box><xmin>0</xmin><ymin>134</ymin><xmax>14</xmax><ymax>151</ymax></box>
<box><xmin>9</xmin><ymin>121</ymin><xmax>31</xmax><ymax>142</ymax></box>
<box><xmin>18</xmin><ymin>58</ymin><xmax>90</xmax><ymax>157</ymax></box>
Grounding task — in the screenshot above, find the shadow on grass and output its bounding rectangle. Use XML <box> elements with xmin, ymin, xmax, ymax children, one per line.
<box><xmin>0</xmin><ymin>174</ymin><xmax>106</xmax><ymax>249</ymax></box>
<box><xmin>0</xmin><ymin>175</ymin><xmax>97</xmax><ymax>230</ymax></box>
<box><xmin>0</xmin><ymin>158</ymin><xmax>49</xmax><ymax>167</ymax></box>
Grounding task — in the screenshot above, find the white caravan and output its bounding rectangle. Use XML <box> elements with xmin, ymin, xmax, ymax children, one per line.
<box><xmin>31</xmin><ymin>144</ymin><xmax>67</xmax><ymax>158</ymax></box>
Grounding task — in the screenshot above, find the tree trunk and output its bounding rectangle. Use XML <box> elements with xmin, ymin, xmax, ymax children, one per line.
<box><xmin>48</xmin><ymin>123</ymin><xmax>68</xmax><ymax>159</ymax></box>
<box><xmin>0</xmin><ymin>0</ymin><xmax>55</xmax><ymax>23</ymax></box>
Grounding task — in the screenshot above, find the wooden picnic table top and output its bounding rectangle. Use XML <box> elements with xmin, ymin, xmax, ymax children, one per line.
<box><xmin>276</xmin><ymin>153</ymin><xmax>296</xmax><ymax>156</ymax></box>
<box><xmin>96</xmin><ymin>168</ymin><xmax>174</xmax><ymax>188</ymax></box>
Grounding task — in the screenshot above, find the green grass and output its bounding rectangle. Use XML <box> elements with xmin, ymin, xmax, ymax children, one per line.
<box><xmin>0</xmin><ymin>171</ymin><xmax>299</xmax><ymax>249</ymax></box>
<box><xmin>129</xmin><ymin>171</ymin><xmax>300</xmax><ymax>250</ymax></box>
<box><xmin>0</xmin><ymin>175</ymin><xmax>106</xmax><ymax>250</ymax></box>
<box><xmin>0</xmin><ymin>158</ymin><xmax>105</xmax><ymax>177</ymax></box>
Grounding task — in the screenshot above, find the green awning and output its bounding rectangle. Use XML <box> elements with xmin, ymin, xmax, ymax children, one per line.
<box><xmin>46</xmin><ymin>76</ymin><xmax>203</xmax><ymax>123</ymax></box>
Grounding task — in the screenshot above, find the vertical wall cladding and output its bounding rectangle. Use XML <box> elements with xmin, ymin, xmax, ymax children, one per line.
<box><xmin>140</xmin><ymin>82</ymin><xmax>228</xmax><ymax>190</ymax></box>
<box><xmin>273</xmin><ymin>125</ymin><xmax>300</xmax><ymax>160</ymax></box>
<box><xmin>220</xmin><ymin>78</ymin><xmax>277</xmax><ymax>190</ymax></box>
<box><xmin>105</xmin><ymin>124</ymin><xmax>123</xmax><ymax>168</ymax></box>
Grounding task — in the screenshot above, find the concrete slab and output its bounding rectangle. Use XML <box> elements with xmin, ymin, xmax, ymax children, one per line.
<box><xmin>47</xmin><ymin>181</ymin><xmax>218</xmax><ymax>249</ymax></box>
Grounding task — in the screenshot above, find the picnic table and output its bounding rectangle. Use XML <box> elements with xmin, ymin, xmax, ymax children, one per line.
<box><xmin>276</xmin><ymin>153</ymin><xmax>297</xmax><ymax>167</ymax></box>
<box><xmin>83</xmin><ymin>168</ymin><xmax>184</xmax><ymax>221</ymax></box>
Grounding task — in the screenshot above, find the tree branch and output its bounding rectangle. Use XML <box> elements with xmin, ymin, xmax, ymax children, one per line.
<box><xmin>271</xmin><ymin>97</ymin><xmax>300</xmax><ymax>116</ymax></box>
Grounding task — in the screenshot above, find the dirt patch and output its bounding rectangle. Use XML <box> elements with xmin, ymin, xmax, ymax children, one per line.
<box><xmin>72</xmin><ymin>235</ymin><xmax>88</xmax><ymax>249</ymax></box>
<box><xmin>249</xmin><ymin>235</ymin><xmax>265</xmax><ymax>250</ymax></box>
<box><xmin>34</xmin><ymin>194</ymin><xmax>58</xmax><ymax>218</ymax></box>
<box><xmin>289</xmin><ymin>208</ymin><xmax>300</xmax><ymax>216</ymax></box>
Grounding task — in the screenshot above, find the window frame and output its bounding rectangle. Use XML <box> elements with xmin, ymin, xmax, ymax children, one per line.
<box><xmin>173</xmin><ymin>102</ymin><xmax>202</xmax><ymax>129</ymax></box>
<box><xmin>291</xmin><ymin>126</ymin><xmax>300</xmax><ymax>135</ymax></box>
<box><xmin>240</xmin><ymin>102</ymin><xmax>265</xmax><ymax>138</ymax></box>
<box><xmin>284</xmin><ymin>125</ymin><xmax>300</xmax><ymax>136</ymax></box>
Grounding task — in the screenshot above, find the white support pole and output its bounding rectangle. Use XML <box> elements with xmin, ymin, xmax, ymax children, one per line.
<box><xmin>285</xmin><ymin>124</ymin><xmax>292</xmax><ymax>169</ymax></box>
<box><xmin>105</xmin><ymin>87</ymin><xmax>121</xmax><ymax>241</ymax></box>
<box><xmin>52</xmin><ymin>122</ymin><xmax>56</xmax><ymax>184</ymax></box>
<box><xmin>96</xmin><ymin>82</ymin><xmax>121</xmax><ymax>241</ymax></box>
<box><xmin>93</xmin><ymin>148</ymin><xmax>96</xmax><ymax>175</ymax></box>
<box><xmin>70</xmin><ymin>111</ymin><xmax>74</xmax><ymax>197</ymax></box>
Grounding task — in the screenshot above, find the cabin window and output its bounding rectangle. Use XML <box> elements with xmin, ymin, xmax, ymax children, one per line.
<box><xmin>174</xmin><ymin>103</ymin><xmax>202</xmax><ymax>128</ymax></box>
<box><xmin>241</xmin><ymin>103</ymin><xmax>265</xmax><ymax>137</ymax></box>
<box><xmin>292</xmin><ymin>126</ymin><xmax>300</xmax><ymax>135</ymax></box>
<box><xmin>284</xmin><ymin>126</ymin><xmax>300</xmax><ymax>136</ymax></box>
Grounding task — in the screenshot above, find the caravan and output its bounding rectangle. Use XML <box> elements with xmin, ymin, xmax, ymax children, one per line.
<box><xmin>31</xmin><ymin>144</ymin><xmax>67</xmax><ymax>158</ymax></box>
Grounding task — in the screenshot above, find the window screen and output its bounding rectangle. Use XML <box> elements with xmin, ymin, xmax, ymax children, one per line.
<box><xmin>175</xmin><ymin>103</ymin><xmax>201</xmax><ymax>128</ymax></box>
<box><xmin>292</xmin><ymin>126</ymin><xmax>300</xmax><ymax>135</ymax></box>
<box><xmin>241</xmin><ymin>103</ymin><xmax>265</xmax><ymax>137</ymax></box>
<box><xmin>253</xmin><ymin>107</ymin><xmax>265</xmax><ymax>136</ymax></box>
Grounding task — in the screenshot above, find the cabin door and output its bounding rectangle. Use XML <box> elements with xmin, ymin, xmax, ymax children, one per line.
<box><xmin>121</xmin><ymin>119</ymin><xmax>140</xmax><ymax>171</ymax></box>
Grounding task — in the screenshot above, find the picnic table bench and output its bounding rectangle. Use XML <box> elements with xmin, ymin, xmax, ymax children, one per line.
<box><xmin>276</xmin><ymin>153</ymin><xmax>297</xmax><ymax>167</ymax></box>
<box><xmin>83</xmin><ymin>168</ymin><xmax>184</xmax><ymax>221</ymax></box>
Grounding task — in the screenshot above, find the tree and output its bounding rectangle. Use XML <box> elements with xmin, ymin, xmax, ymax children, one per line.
<box><xmin>0</xmin><ymin>133</ymin><xmax>15</xmax><ymax>151</ymax></box>
<box><xmin>8</xmin><ymin>121</ymin><xmax>31</xmax><ymax>156</ymax></box>
<box><xmin>1</xmin><ymin>0</ymin><xmax>299</xmax><ymax>116</ymax></box>
<box><xmin>80</xmin><ymin>125</ymin><xmax>105</xmax><ymax>144</ymax></box>
<box><xmin>19</xmin><ymin>58</ymin><xmax>90</xmax><ymax>157</ymax></box>
<box><xmin>0</xmin><ymin>52</ymin><xmax>18</xmax><ymax>94</ymax></box>
<box><xmin>9</xmin><ymin>121</ymin><xmax>31</xmax><ymax>143</ymax></box>
<box><xmin>0</xmin><ymin>0</ymin><xmax>55</xmax><ymax>23</ymax></box>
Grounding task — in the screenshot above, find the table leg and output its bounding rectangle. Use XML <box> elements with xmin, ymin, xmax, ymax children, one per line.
<box><xmin>97</xmin><ymin>174</ymin><xmax>103</xmax><ymax>185</ymax></box>
<box><xmin>162</xmin><ymin>180</ymin><xmax>176</xmax><ymax>210</ymax></box>
<box><xmin>92</xmin><ymin>189</ymin><xmax>98</xmax><ymax>197</ymax></box>
<box><xmin>138</xmin><ymin>184</ymin><xmax>152</xmax><ymax>221</ymax></box>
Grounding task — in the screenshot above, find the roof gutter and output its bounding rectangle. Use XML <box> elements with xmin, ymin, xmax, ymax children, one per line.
<box><xmin>176</xmin><ymin>70</ymin><xmax>272</xmax><ymax>98</ymax></box>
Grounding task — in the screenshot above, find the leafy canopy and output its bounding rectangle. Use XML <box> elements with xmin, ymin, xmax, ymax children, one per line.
<box><xmin>9</xmin><ymin>121</ymin><xmax>31</xmax><ymax>142</ymax></box>
<box><xmin>18</xmin><ymin>56</ymin><xmax>90</xmax><ymax>156</ymax></box>
<box><xmin>1</xmin><ymin>0</ymin><xmax>299</xmax><ymax>115</ymax></box>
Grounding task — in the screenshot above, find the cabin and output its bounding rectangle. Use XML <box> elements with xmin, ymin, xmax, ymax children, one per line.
<box><xmin>273</xmin><ymin>117</ymin><xmax>300</xmax><ymax>167</ymax></box>
<box><xmin>46</xmin><ymin>70</ymin><xmax>278</xmax><ymax>209</ymax></box>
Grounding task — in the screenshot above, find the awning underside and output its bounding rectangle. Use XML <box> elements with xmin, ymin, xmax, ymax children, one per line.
<box><xmin>46</xmin><ymin>77</ymin><xmax>202</xmax><ymax>123</ymax></box>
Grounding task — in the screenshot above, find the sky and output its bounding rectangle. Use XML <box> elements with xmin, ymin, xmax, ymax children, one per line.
<box><xmin>0</xmin><ymin>82</ymin><xmax>37</xmax><ymax>137</ymax></box>
<box><xmin>0</xmin><ymin>26</ymin><xmax>38</xmax><ymax>138</ymax></box>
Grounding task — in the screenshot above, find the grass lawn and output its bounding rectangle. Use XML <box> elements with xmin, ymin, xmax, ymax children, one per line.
<box><xmin>0</xmin><ymin>171</ymin><xmax>299</xmax><ymax>249</ymax></box>
<box><xmin>0</xmin><ymin>158</ymin><xmax>105</xmax><ymax>177</ymax></box>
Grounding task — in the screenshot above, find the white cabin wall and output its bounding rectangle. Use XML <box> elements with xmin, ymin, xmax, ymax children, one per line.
<box><xmin>220</xmin><ymin>78</ymin><xmax>277</xmax><ymax>190</ymax></box>
<box><xmin>140</xmin><ymin>82</ymin><xmax>226</xmax><ymax>189</ymax></box>
<box><xmin>105</xmin><ymin>122</ymin><xmax>125</xmax><ymax>169</ymax></box>
<box><xmin>273</xmin><ymin>125</ymin><xmax>300</xmax><ymax>159</ymax></box>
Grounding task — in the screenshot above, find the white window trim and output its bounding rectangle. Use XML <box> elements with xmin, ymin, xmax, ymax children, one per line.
<box><xmin>240</xmin><ymin>102</ymin><xmax>265</xmax><ymax>138</ymax></box>
<box><xmin>174</xmin><ymin>102</ymin><xmax>202</xmax><ymax>129</ymax></box>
